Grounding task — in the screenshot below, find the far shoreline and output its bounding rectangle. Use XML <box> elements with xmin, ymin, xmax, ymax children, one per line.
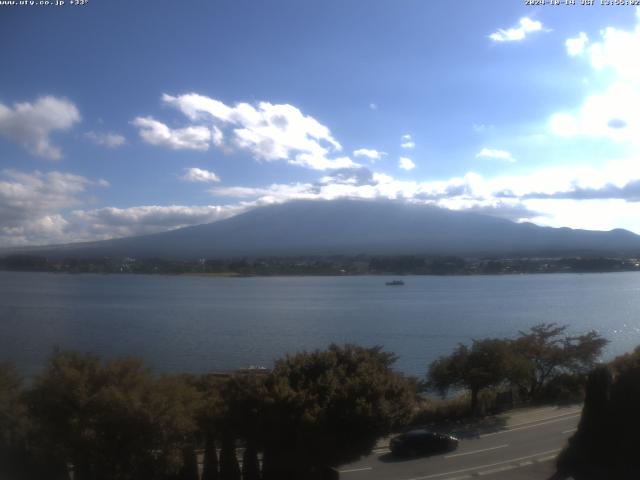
<box><xmin>2</xmin><ymin>269</ymin><xmax>639</xmax><ymax>278</ymax></box>
<box><xmin>3</xmin><ymin>252</ymin><xmax>640</xmax><ymax>276</ymax></box>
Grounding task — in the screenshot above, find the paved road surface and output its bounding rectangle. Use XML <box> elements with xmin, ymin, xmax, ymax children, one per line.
<box><xmin>337</xmin><ymin>404</ymin><xmax>581</xmax><ymax>480</ymax></box>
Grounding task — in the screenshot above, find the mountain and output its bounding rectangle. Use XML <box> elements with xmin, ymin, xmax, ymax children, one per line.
<box><xmin>11</xmin><ymin>199</ymin><xmax>640</xmax><ymax>259</ymax></box>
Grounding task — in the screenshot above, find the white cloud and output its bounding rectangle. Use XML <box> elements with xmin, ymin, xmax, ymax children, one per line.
<box><xmin>0</xmin><ymin>170</ymin><xmax>250</xmax><ymax>244</ymax></box>
<box><xmin>150</xmin><ymin>93</ymin><xmax>356</xmax><ymax>170</ymax></box>
<box><xmin>211</xmin><ymin>183</ymin><xmax>315</xmax><ymax>201</ymax></box>
<box><xmin>318</xmin><ymin>167</ymin><xmax>376</xmax><ymax>187</ymax></box>
<box><xmin>400</xmin><ymin>134</ymin><xmax>415</xmax><ymax>149</ymax></box>
<box><xmin>586</xmin><ymin>10</ymin><xmax>640</xmax><ymax>82</ymax></box>
<box><xmin>552</xmin><ymin>84</ymin><xmax>640</xmax><ymax>142</ymax></box>
<box><xmin>489</xmin><ymin>17</ymin><xmax>545</xmax><ymax>43</ymax></box>
<box><xmin>85</xmin><ymin>131</ymin><xmax>126</xmax><ymax>148</ymax></box>
<box><xmin>549</xmin><ymin>113</ymin><xmax>579</xmax><ymax>137</ymax></box>
<box><xmin>398</xmin><ymin>157</ymin><xmax>416</xmax><ymax>171</ymax></box>
<box><xmin>182</xmin><ymin>167</ymin><xmax>220</xmax><ymax>183</ymax></box>
<box><xmin>206</xmin><ymin>170</ymin><xmax>487</xmax><ymax>216</ymax></box>
<box><xmin>523</xmin><ymin>198</ymin><xmax>640</xmax><ymax>232</ymax></box>
<box><xmin>476</xmin><ymin>148</ymin><xmax>517</xmax><ymax>163</ymax></box>
<box><xmin>0</xmin><ymin>169</ymin><xmax>106</xmax><ymax>246</ymax></box>
<box><xmin>0</xmin><ymin>96</ymin><xmax>80</xmax><ymax>159</ymax></box>
<box><xmin>162</xmin><ymin>93</ymin><xmax>235</xmax><ymax>123</ymax></box>
<box><xmin>551</xmin><ymin>12</ymin><xmax>640</xmax><ymax>145</ymax></box>
<box><xmin>229</xmin><ymin>101</ymin><xmax>349</xmax><ymax>169</ymax></box>
<box><xmin>72</xmin><ymin>204</ymin><xmax>242</xmax><ymax>238</ymax></box>
<box><xmin>202</xmin><ymin>153</ymin><xmax>640</xmax><ymax>232</ymax></box>
<box><xmin>212</xmin><ymin>125</ymin><xmax>224</xmax><ymax>146</ymax></box>
<box><xmin>353</xmin><ymin>148</ymin><xmax>386</xmax><ymax>160</ymax></box>
<box><xmin>132</xmin><ymin>117</ymin><xmax>211</xmax><ymax>151</ymax></box>
<box><xmin>566</xmin><ymin>32</ymin><xmax>589</xmax><ymax>56</ymax></box>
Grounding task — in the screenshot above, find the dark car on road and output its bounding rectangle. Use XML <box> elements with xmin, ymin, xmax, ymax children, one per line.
<box><xmin>389</xmin><ymin>430</ymin><xmax>459</xmax><ymax>457</ymax></box>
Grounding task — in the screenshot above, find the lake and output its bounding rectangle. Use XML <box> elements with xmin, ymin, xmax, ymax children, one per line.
<box><xmin>1</xmin><ymin>271</ymin><xmax>640</xmax><ymax>379</ymax></box>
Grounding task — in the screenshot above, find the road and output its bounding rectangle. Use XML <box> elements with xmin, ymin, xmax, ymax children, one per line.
<box><xmin>336</xmin><ymin>404</ymin><xmax>581</xmax><ymax>480</ymax></box>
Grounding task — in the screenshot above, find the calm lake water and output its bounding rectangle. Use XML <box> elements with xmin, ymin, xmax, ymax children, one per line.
<box><xmin>2</xmin><ymin>271</ymin><xmax>640</xmax><ymax>378</ymax></box>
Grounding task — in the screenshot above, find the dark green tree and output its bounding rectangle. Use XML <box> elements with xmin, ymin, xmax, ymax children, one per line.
<box><xmin>178</xmin><ymin>446</ymin><xmax>199</xmax><ymax>480</ymax></box>
<box><xmin>514</xmin><ymin>324</ymin><xmax>607</xmax><ymax>398</ymax></box>
<box><xmin>193</xmin><ymin>374</ymin><xmax>226</xmax><ymax>480</ymax></box>
<box><xmin>428</xmin><ymin>338</ymin><xmax>514</xmax><ymax>414</ymax></box>
<box><xmin>554</xmin><ymin>348</ymin><xmax>640</xmax><ymax>479</ymax></box>
<box><xmin>260</xmin><ymin>344</ymin><xmax>416</xmax><ymax>478</ymax></box>
<box><xmin>0</xmin><ymin>362</ymin><xmax>42</xmax><ymax>480</ymax></box>
<box><xmin>242</xmin><ymin>442</ymin><xmax>261</xmax><ymax>480</ymax></box>
<box><xmin>219</xmin><ymin>374</ymin><xmax>266</xmax><ymax>480</ymax></box>
<box><xmin>150</xmin><ymin>375</ymin><xmax>201</xmax><ymax>477</ymax></box>
<box><xmin>201</xmin><ymin>435</ymin><xmax>219</xmax><ymax>480</ymax></box>
<box><xmin>27</xmin><ymin>350</ymin><xmax>199</xmax><ymax>480</ymax></box>
<box><xmin>219</xmin><ymin>433</ymin><xmax>241</xmax><ymax>480</ymax></box>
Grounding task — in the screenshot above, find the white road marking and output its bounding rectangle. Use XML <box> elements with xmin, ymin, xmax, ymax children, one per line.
<box><xmin>477</xmin><ymin>465</ymin><xmax>514</xmax><ymax>476</ymax></box>
<box><xmin>536</xmin><ymin>454</ymin><xmax>560</xmax><ymax>463</ymax></box>
<box><xmin>444</xmin><ymin>444</ymin><xmax>509</xmax><ymax>459</ymax></box>
<box><xmin>562</xmin><ymin>428</ymin><xmax>577</xmax><ymax>434</ymax></box>
<box><xmin>474</xmin><ymin>454</ymin><xmax>558</xmax><ymax>478</ymax></box>
<box><xmin>403</xmin><ymin>448</ymin><xmax>561</xmax><ymax>480</ymax></box>
<box><xmin>504</xmin><ymin>408</ymin><xmax>581</xmax><ymax>428</ymax></box>
<box><xmin>480</xmin><ymin>414</ymin><xmax>580</xmax><ymax>438</ymax></box>
<box><xmin>338</xmin><ymin>466</ymin><xmax>373</xmax><ymax>474</ymax></box>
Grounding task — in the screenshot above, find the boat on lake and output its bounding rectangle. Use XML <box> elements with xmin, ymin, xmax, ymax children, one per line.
<box><xmin>385</xmin><ymin>280</ymin><xmax>405</xmax><ymax>286</ymax></box>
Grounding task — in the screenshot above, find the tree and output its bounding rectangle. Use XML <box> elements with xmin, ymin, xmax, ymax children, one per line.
<box><xmin>150</xmin><ymin>375</ymin><xmax>201</xmax><ymax>477</ymax></box>
<box><xmin>27</xmin><ymin>350</ymin><xmax>200</xmax><ymax>480</ymax></box>
<box><xmin>609</xmin><ymin>345</ymin><xmax>640</xmax><ymax>373</ymax></box>
<box><xmin>260</xmin><ymin>344</ymin><xmax>416</xmax><ymax>478</ymax></box>
<box><xmin>219</xmin><ymin>433</ymin><xmax>241</xmax><ymax>480</ymax></box>
<box><xmin>514</xmin><ymin>324</ymin><xmax>608</xmax><ymax>398</ymax></box>
<box><xmin>201</xmin><ymin>434</ymin><xmax>219</xmax><ymax>480</ymax></box>
<box><xmin>0</xmin><ymin>362</ymin><xmax>38</xmax><ymax>480</ymax></box>
<box><xmin>242</xmin><ymin>442</ymin><xmax>261</xmax><ymax>480</ymax></box>
<box><xmin>554</xmin><ymin>347</ymin><xmax>640</xmax><ymax>479</ymax></box>
<box><xmin>428</xmin><ymin>325</ymin><xmax>609</xmax><ymax>411</ymax></box>
<box><xmin>192</xmin><ymin>373</ymin><xmax>228</xmax><ymax>480</ymax></box>
<box><xmin>178</xmin><ymin>446</ymin><xmax>199</xmax><ymax>480</ymax></box>
<box><xmin>428</xmin><ymin>338</ymin><xmax>514</xmax><ymax>414</ymax></box>
<box><xmin>0</xmin><ymin>363</ymin><xmax>24</xmax><ymax>440</ymax></box>
<box><xmin>219</xmin><ymin>374</ymin><xmax>266</xmax><ymax>480</ymax></box>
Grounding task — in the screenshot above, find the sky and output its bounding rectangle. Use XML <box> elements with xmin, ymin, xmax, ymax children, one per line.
<box><xmin>2</xmin><ymin>0</ymin><xmax>640</xmax><ymax>246</ymax></box>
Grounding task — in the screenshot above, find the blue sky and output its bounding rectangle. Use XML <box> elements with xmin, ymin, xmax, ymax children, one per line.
<box><xmin>1</xmin><ymin>0</ymin><xmax>640</xmax><ymax>246</ymax></box>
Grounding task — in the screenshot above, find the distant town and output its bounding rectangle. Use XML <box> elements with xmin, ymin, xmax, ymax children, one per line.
<box><xmin>2</xmin><ymin>253</ymin><xmax>640</xmax><ymax>276</ymax></box>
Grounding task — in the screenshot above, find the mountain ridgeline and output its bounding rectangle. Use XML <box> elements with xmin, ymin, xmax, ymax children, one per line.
<box><xmin>14</xmin><ymin>200</ymin><xmax>640</xmax><ymax>259</ymax></box>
